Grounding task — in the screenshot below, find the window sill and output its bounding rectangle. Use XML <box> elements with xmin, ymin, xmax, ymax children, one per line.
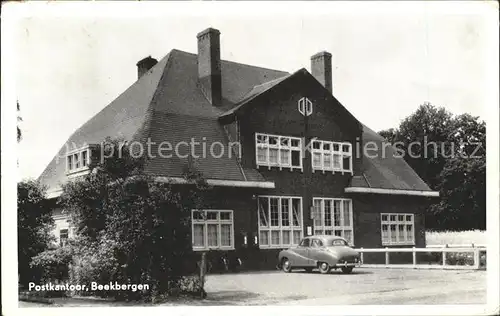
<box><xmin>193</xmin><ymin>246</ymin><xmax>235</xmax><ymax>252</ymax></box>
<box><xmin>259</xmin><ymin>245</ymin><xmax>298</xmax><ymax>249</ymax></box>
<box><xmin>312</xmin><ymin>169</ymin><xmax>353</xmax><ymax>174</ymax></box>
<box><xmin>66</xmin><ymin>167</ymin><xmax>90</xmax><ymax>177</ymax></box>
<box><xmin>257</xmin><ymin>164</ymin><xmax>303</xmax><ymax>171</ymax></box>
<box><xmin>381</xmin><ymin>242</ymin><xmax>415</xmax><ymax>246</ymax></box>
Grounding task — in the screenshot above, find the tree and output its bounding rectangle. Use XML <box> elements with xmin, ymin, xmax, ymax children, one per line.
<box><xmin>378</xmin><ymin>103</ymin><xmax>486</xmax><ymax>231</ymax></box>
<box><xmin>18</xmin><ymin>180</ymin><xmax>54</xmax><ymax>286</ymax></box>
<box><xmin>378</xmin><ymin>128</ymin><xmax>398</xmax><ymax>144</ymax></box>
<box><xmin>56</xmin><ymin>137</ymin><xmax>211</xmax><ymax>300</ymax></box>
<box><xmin>430</xmin><ymin>155</ymin><xmax>486</xmax><ymax>231</ymax></box>
<box><xmin>394</xmin><ymin>102</ymin><xmax>454</xmax><ymax>190</ymax></box>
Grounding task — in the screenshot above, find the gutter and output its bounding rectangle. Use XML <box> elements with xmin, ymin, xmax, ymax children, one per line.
<box><xmin>156</xmin><ymin>176</ymin><xmax>275</xmax><ymax>189</ymax></box>
<box><xmin>46</xmin><ymin>176</ymin><xmax>275</xmax><ymax>198</ymax></box>
<box><xmin>344</xmin><ymin>187</ymin><xmax>440</xmax><ymax>197</ymax></box>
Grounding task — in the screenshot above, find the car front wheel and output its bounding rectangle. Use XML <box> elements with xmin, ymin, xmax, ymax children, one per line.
<box><xmin>341</xmin><ymin>266</ymin><xmax>353</xmax><ymax>274</ymax></box>
<box><xmin>282</xmin><ymin>258</ymin><xmax>292</xmax><ymax>273</ymax></box>
<box><xmin>318</xmin><ymin>262</ymin><xmax>330</xmax><ymax>274</ymax></box>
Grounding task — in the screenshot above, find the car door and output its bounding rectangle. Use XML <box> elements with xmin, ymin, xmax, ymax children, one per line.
<box><xmin>308</xmin><ymin>238</ymin><xmax>324</xmax><ymax>264</ymax></box>
<box><xmin>293</xmin><ymin>238</ymin><xmax>311</xmax><ymax>267</ymax></box>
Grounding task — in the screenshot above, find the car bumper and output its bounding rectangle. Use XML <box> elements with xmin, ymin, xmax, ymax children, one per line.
<box><xmin>333</xmin><ymin>261</ymin><xmax>362</xmax><ymax>268</ymax></box>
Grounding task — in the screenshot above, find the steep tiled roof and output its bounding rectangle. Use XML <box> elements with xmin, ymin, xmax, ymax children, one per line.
<box><xmin>38</xmin><ymin>49</ymin><xmax>432</xmax><ymax>194</ymax></box>
<box><xmin>38</xmin><ymin>50</ymin><xmax>287</xmax><ymax>190</ymax></box>
<box><xmin>356</xmin><ymin>125</ymin><xmax>432</xmax><ymax>191</ymax></box>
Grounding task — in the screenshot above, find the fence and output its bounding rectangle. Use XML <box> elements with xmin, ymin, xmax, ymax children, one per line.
<box><xmin>356</xmin><ymin>244</ymin><xmax>487</xmax><ymax>270</ymax></box>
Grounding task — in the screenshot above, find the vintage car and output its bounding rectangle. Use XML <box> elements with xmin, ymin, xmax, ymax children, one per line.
<box><xmin>278</xmin><ymin>235</ymin><xmax>361</xmax><ymax>274</ymax></box>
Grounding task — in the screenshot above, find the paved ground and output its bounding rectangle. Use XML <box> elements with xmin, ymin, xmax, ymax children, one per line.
<box><xmin>202</xmin><ymin>268</ymin><xmax>486</xmax><ymax>305</ymax></box>
<box><xmin>18</xmin><ymin>268</ymin><xmax>486</xmax><ymax>306</ymax></box>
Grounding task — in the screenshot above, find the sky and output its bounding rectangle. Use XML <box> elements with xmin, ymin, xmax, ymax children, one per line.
<box><xmin>8</xmin><ymin>1</ymin><xmax>497</xmax><ymax>181</ymax></box>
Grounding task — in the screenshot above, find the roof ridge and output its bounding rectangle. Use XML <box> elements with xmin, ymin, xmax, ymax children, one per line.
<box><xmin>171</xmin><ymin>49</ymin><xmax>290</xmax><ymax>75</ymax></box>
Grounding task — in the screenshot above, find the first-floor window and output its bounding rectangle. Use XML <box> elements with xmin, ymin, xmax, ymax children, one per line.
<box><xmin>258</xmin><ymin>196</ymin><xmax>303</xmax><ymax>248</ymax></box>
<box><xmin>192</xmin><ymin>210</ymin><xmax>234</xmax><ymax>250</ymax></box>
<box><xmin>381</xmin><ymin>213</ymin><xmax>414</xmax><ymax>245</ymax></box>
<box><xmin>311</xmin><ymin>139</ymin><xmax>352</xmax><ymax>174</ymax></box>
<box><xmin>255</xmin><ymin>133</ymin><xmax>303</xmax><ymax>170</ymax></box>
<box><xmin>66</xmin><ymin>145</ymin><xmax>96</xmax><ymax>174</ymax></box>
<box><xmin>312</xmin><ymin>198</ymin><xmax>354</xmax><ymax>244</ymax></box>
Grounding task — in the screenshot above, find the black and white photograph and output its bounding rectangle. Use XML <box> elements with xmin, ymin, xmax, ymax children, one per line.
<box><xmin>2</xmin><ymin>1</ymin><xmax>499</xmax><ymax>315</ymax></box>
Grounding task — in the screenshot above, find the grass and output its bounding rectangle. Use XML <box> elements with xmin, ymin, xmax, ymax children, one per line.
<box><xmin>425</xmin><ymin>230</ymin><xmax>487</xmax><ymax>246</ymax></box>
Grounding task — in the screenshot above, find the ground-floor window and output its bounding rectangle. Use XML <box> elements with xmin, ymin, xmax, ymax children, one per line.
<box><xmin>381</xmin><ymin>213</ymin><xmax>415</xmax><ymax>245</ymax></box>
<box><xmin>59</xmin><ymin>229</ymin><xmax>69</xmax><ymax>246</ymax></box>
<box><xmin>312</xmin><ymin>198</ymin><xmax>354</xmax><ymax>245</ymax></box>
<box><xmin>191</xmin><ymin>210</ymin><xmax>234</xmax><ymax>251</ymax></box>
<box><xmin>53</xmin><ymin>212</ymin><xmax>72</xmax><ymax>247</ymax></box>
<box><xmin>258</xmin><ymin>196</ymin><xmax>303</xmax><ymax>248</ymax></box>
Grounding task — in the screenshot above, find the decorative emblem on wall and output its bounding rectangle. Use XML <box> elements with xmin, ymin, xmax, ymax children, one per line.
<box><xmin>298</xmin><ymin>97</ymin><xmax>313</xmax><ymax>116</ymax></box>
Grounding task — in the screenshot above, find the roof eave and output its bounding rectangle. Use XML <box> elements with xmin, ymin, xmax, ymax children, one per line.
<box><xmin>157</xmin><ymin>176</ymin><xmax>275</xmax><ymax>188</ymax></box>
<box><xmin>46</xmin><ymin>176</ymin><xmax>276</xmax><ymax>199</ymax></box>
<box><xmin>345</xmin><ymin>187</ymin><xmax>439</xmax><ymax>197</ymax></box>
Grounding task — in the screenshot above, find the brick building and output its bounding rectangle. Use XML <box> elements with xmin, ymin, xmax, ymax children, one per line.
<box><xmin>39</xmin><ymin>27</ymin><xmax>439</xmax><ymax>269</ymax></box>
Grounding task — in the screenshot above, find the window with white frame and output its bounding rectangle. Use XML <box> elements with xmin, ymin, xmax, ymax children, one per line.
<box><xmin>258</xmin><ymin>196</ymin><xmax>303</xmax><ymax>248</ymax></box>
<box><xmin>255</xmin><ymin>133</ymin><xmax>302</xmax><ymax>170</ymax></box>
<box><xmin>59</xmin><ymin>229</ymin><xmax>69</xmax><ymax>246</ymax></box>
<box><xmin>66</xmin><ymin>146</ymin><xmax>93</xmax><ymax>174</ymax></box>
<box><xmin>311</xmin><ymin>140</ymin><xmax>352</xmax><ymax>174</ymax></box>
<box><xmin>381</xmin><ymin>213</ymin><xmax>415</xmax><ymax>245</ymax></box>
<box><xmin>312</xmin><ymin>198</ymin><xmax>354</xmax><ymax>244</ymax></box>
<box><xmin>192</xmin><ymin>210</ymin><xmax>234</xmax><ymax>251</ymax></box>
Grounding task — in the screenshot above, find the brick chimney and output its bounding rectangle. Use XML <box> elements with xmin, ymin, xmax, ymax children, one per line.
<box><xmin>136</xmin><ymin>56</ymin><xmax>158</xmax><ymax>80</ymax></box>
<box><xmin>311</xmin><ymin>51</ymin><xmax>333</xmax><ymax>94</ymax></box>
<box><xmin>197</xmin><ymin>27</ymin><xmax>222</xmax><ymax>106</ymax></box>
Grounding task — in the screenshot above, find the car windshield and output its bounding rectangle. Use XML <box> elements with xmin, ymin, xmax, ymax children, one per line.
<box><xmin>327</xmin><ymin>239</ymin><xmax>348</xmax><ymax>246</ymax></box>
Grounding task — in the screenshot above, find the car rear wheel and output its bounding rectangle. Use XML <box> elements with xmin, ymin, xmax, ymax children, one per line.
<box><xmin>318</xmin><ymin>262</ymin><xmax>330</xmax><ymax>274</ymax></box>
<box><xmin>341</xmin><ymin>266</ymin><xmax>353</xmax><ymax>274</ymax></box>
<box><xmin>281</xmin><ymin>258</ymin><xmax>292</xmax><ymax>273</ymax></box>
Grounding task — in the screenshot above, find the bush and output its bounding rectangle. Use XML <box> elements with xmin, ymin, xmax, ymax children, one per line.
<box><xmin>29</xmin><ymin>245</ymin><xmax>73</xmax><ymax>297</ymax></box>
<box><xmin>18</xmin><ymin>180</ymin><xmax>54</xmax><ymax>287</ymax></box>
<box><xmin>69</xmin><ymin>237</ymin><xmax>122</xmax><ymax>298</ymax></box>
<box><xmin>445</xmin><ymin>252</ymin><xmax>474</xmax><ymax>266</ymax></box>
<box><xmin>55</xmin><ymin>140</ymin><xmax>212</xmax><ymax>302</ymax></box>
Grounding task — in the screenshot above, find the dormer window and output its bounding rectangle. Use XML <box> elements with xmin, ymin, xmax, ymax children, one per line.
<box><xmin>298</xmin><ymin>97</ymin><xmax>313</xmax><ymax>116</ymax></box>
<box><xmin>66</xmin><ymin>144</ymin><xmax>98</xmax><ymax>175</ymax></box>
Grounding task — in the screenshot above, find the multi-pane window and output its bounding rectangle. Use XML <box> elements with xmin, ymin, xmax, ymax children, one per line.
<box><xmin>255</xmin><ymin>133</ymin><xmax>302</xmax><ymax>170</ymax></box>
<box><xmin>192</xmin><ymin>210</ymin><xmax>234</xmax><ymax>250</ymax></box>
<box><xmin>381</xmin><ymin>213</ymin><xmax>415</xmax><ymax>245</ymax></box>
<box><xmin>311</xmin><ymin>140</ymin><xmax>352</xmax><ymax>174</ymax></box>
<box><xmin>312</xmin><ymin>198</ymin><xmax>354</xmax><ymax>245</ymax></box>
<box><xmin>59</xmin><ymin>229</ymin><xmax>69</xmax><ymax>246</ymax></box>
<box><xmin>258</xmin><ymin>196</ymin><xmax>303</xmax><ymax>248</ymax></box>
<box><xmin>66</xmin><ymin>146</ymin><xmax>92</xmax><ymax>174</ymax></box>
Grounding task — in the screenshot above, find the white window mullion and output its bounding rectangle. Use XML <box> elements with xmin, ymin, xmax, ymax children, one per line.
<box><xmin>204</xmin><ymin>222</ymin><xmax>208</xmax><ymax>249</ymax></box>
<box><xmin>339</xmin><ymin>199</ymin><xmax>345</xmax><ymax>228</ymax></box>
<box><xmin>266</xmin><ymin>146</ymin><xmax>270</xmax><ymax>167</ymax></box>
<box><xmin>278</xmin><ymin>137</ymin><xmax>282</xmax><ymax>168</ymax></box>
<box><xmin>278</xmin><ymin>198</ymin><xmax>282</xmax><ymax>230</ymax></box>
<box><xmin>350</xmin><ymin>201</ymin><xmax>354</xmax><ymax>244</ymax></box>
<box><xmin>267</xmin><ymin>197</ymin><xmax>271</xmax><ymax>230</ymax></box>
<box><xmin>218</xmin><ymin>222</ymin><xmax>222</xmax><ymax>248</ymax></box>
